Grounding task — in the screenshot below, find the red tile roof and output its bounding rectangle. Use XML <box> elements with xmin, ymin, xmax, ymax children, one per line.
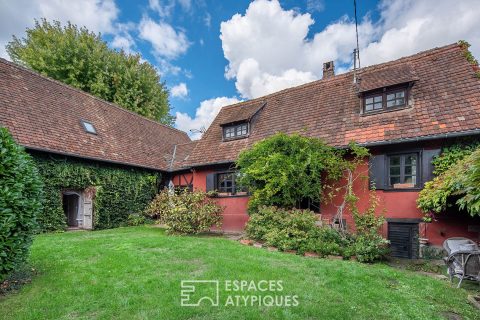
<box><xmin>221</xmin><ymin>100</ymin><xmax>266</xmax><ymax>126</ymax></box>
<box><xmin>358</xmin><ymin>63</ymin><xmax>419</xmax><ymax>92</ymax></box>
<box><xmin>186</xmin><ymin>43</ymin><xmax>480</xmax><ymax>167</ymax></box>
<box><xmin>0</xmin><ymin>58</ymin><xmax>190</xmax><ymax>171</ymax></box>
<box><xmin>169</xmin><ymin>141</ymin><xmax>198</xmax><ymax>170</ymax></box>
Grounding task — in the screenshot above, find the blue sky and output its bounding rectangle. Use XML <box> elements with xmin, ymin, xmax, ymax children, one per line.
<box><xmin>0</xmin><ymin>0</ymin><xmax>479</xmax><ymax>138</ymax></box>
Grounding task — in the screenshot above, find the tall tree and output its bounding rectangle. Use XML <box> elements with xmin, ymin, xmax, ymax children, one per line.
<box><xmin>7</xmin><ymin>19</ymin><xmax>174</xmax><ymax>125</ymax></box>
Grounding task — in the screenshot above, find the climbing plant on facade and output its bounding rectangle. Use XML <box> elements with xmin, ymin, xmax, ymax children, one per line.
<box><xmin>417</xmin><ymin>142</ymin><xmax>480</xmax><ymax>218</ymax></box>
<box><xmin>33</xmin><ymin>154</ymin><xmax>159</xmax><ymax>231</ymax></box>
<box><xmin>236</xmin><ymin>133</ymin><xmax>348</xmax><ymax>212</ymax></box>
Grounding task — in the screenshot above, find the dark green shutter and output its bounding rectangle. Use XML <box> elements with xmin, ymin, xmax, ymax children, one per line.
<box><xmin>421</xmin><ymin>149</ymin><xmax>441</xmax><ymax>185</ymax></box>
<box><xmin>206</xmin><ymin>173</ymin><xmax>216</xmax><ymax>192</ymax></box>
<box><xmin>369</xmin><ymin>154</ymin><xmax>386</xmax><ymax>190</ymax></box>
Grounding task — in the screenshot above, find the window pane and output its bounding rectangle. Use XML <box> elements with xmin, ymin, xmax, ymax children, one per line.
<box><xmin>397</xmin><ymin>97</ymin><xmax>405</xmax><ymax>105</ymax></box>
<box><xmin>374</xmin><ymin>102</ymin><xmax>383</xmax><ymax>109</ymax></box>
<box><xmin>365</xmin><ymin>103</ymin><xmax>373</xmax><ymax>111</ymax></box>
<box><xmin>389</xmin><ymin>156</ymin><xmax>400</xmax><ymax>166</ymax></box>
<box><xmin>405</xmin><ymin>166</ymin><xmax>412</xmax><ymax>175</ymax></box>
<box><xmin>396</xmin><ymin>91</ymin><xmax>405</xmax><ymax>98</ymax></box>
<box><xmin>390</xmin><ymin>176</ymin><xmax>401</xmax><ymax>185</ymax></box>
<box><xmin>404</xmin><ymin>176</ymin><xmax>416</xmax><ymax>184</ymax></box>
<box><xmin>374</xmin><ymin>96</ymin><xmax>382</xmax><ymax>103</ymax></box>
<box><xmin>218</xmin><ymin>173</ymin><xmax>234</xmax><ymax>193</ymax></box>
<box><xmin>405</xmin><ymin>155</ymin><xmax>417</xmax><ymax>165</ymax></box>
<box><xmin>365</xmin><ymin>97</ymin><xmax>373</xmax><ymax>104</ymax></box>
<box><xmin>390</xmin><ymin>166</ymin><xmax>400</xmax><ymax>176</ymax></box>
<box><xmin>387</xmin><ymin>94</ymin><xmax>395</xmax><ymax>101</ymax></box>
<box><xmin>387</xmin><ymin>100</ymin><xmax>396</xmax><ymax>107</ymax></box>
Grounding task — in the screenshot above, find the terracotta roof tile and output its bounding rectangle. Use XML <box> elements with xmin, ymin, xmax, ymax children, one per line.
<box><xmin>169</xmin><ymin>141</ymin><xmax>198</xmax><ymax>170</ymax></box>
<box><xmin>0</xmin><ymin>59</ymin><xmax>190</xmax><ymax>170</ymax></box>
<box><xmin>186</xmin><ymin>43</ymin><xmax>480</xmax><ymax>167</ymax></box>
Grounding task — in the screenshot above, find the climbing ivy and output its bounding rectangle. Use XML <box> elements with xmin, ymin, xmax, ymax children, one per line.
<box><xmin>417</xmin><ymin>140</ymin><xmax>480</xmax><ymax>219</ymax></box>
<box><xmin>458</xmin><ymin>40</ymin><xmax>480</xmax><ymax>79</ymax></box>
<box><xmin>32</xmin><ymin>153</ymin><xmax>160</xmax><ymax>231</ymax></box>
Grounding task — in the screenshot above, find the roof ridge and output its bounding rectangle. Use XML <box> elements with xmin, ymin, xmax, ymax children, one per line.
<box><xmin>0</xmin><ymin>58</ymin><xmax>190</xmax><ymax>139</ymax></box>
<box><xmin>218</xmin><ymin>42</ymin><xmax>461</xmax><ymax>111</ymax></box>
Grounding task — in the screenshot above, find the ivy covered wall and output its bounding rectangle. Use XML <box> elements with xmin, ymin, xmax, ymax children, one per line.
<box><xmin>31</xmin><ymin>152</ymin><xmax>160</xmax><ymax>231</ymax></box>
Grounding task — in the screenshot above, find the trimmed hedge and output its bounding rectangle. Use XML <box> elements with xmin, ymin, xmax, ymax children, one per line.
<box><xmin>0</xmin><ymin>128</ymin><xmax>43</xmax><ymax>281</ymax></box>
<box><xmin>32</xmin><ymin>153</ymin><xmax>160</xmax><ymax>231</ymax></box>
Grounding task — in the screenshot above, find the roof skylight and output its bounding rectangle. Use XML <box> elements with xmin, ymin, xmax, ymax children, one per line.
<box><xmin>81</xmin><ymin>120</ymin><xmax>97</xmax><ymax>134</ymax></box>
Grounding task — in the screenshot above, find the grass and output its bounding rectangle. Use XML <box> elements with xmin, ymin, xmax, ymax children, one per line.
<box><xmin>0</xmin><ymin>226</ymin><xmax>479</xmax><ymax>320</ymax></box>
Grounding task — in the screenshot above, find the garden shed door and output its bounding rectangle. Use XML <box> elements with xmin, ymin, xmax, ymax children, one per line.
<box><xmin>83</xmin><ymin>199</ymin><xmax>93</xmax><ymax>230</ymax></box>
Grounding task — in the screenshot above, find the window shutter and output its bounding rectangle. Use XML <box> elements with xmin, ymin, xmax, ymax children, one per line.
<box><xmin>369</xmin><ymin>155</ymin><xmax>386</xmax><ymax>190</ymax></box>
<box><xmin>206</xmin><ymin>173</ymin><xmax>216</xmax><ymax>192</ymax></box>
<box><xmin>421</xmin><ymin>149</ymin><xmax>441</xmax><ymax>185</ymax></box>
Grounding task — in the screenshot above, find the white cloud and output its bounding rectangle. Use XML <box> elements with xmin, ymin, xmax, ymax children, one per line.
<box><xmin>306</xmin><ymin>0</ymin><xmax>324</xmax><ymax>13</ymax></box>
<box><xmin>110</xmin><ymin>22</ymin><xmax>136</xmax><ymax>53</ymax></box>
<box><xmin>220</xmin><ymin>0</ymin><xmax>375</xmax><ymax>98</ymax></box>
<box><xmin>148</xmin><ymin>0</ymin><xmax>192</xmax><ymax>17</ymax></box>
<box><xmin>175</xmin><ymin>97</ymin><xmax>240</xmax><ymax>140</ymax></box>
<box><xmin>139</xmin><ymin>16</ymin><xmax>190</xmax><ymax>59</ymax></box>
<box><xmin>220</xmin><ymin>0</ymin><xmax>479</xmax><ymax>99</ymax></box>
<box><xmin>204</xmin><ymin>12</ymin><xmax>212</xmax><ymax>28</ymax></box>
<box><xmin>0</xmin><ymin>0</ymin><xmax>119</xmax><ymax>59</ymax></box>
<box><xmin>361</xmin><ymin>0</ymin><xmax>480</xmax><ymax>66</ymax></box>
<box><xmin>171</xmin><ymin>82</ymin><xmax>188</xmax><ymax>98</ymax></box>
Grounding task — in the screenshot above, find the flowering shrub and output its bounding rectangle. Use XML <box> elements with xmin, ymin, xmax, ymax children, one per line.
<box><xmin>145</xmin><ymin>188</ymin><xmax>222</xmax><ymax>234</ymax></box>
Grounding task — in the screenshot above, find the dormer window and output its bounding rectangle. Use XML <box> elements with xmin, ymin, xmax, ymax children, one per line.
<box><xmin>363</xmin><ymin>86</ymin><xmax>407</xmax><ymax>113</ymax></box>
<box><xmin>223</xmin><ymin>123</ymin><xmax>249</xmax><ymax>140</ymax></box>
<box><xmin>81</xmin><ymin>120</ymin><xmax>97</xmax><ymax>134</ymax></box>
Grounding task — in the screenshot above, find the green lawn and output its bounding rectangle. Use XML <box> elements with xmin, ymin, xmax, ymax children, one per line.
<box><xmin>0</xmin><ymin>226</ymin><xmax>479</xmax><ymax>320</ymax></box>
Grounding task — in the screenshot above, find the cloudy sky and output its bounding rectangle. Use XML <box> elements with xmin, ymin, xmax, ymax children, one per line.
<box><xmin>1</xmin><ymin>0</ymin><xmax>479</xmax><ymax>139</ymax></box>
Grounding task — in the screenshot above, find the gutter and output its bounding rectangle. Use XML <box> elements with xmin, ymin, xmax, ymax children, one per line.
<box><xmin>170</xmin><ymin>128</ymin><xmax>480</xmax><ymax>173</ymax></box>
<box><xmin>355</xmin><ymin>128</ymin><xmax>480</xmax><ymax>148</ymax></box>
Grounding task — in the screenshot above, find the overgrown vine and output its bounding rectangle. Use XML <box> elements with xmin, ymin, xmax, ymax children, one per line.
<box><xmin>32</xmin><ymin>153</ymin><xmax>160</xmax><ymax>231</ymax></box>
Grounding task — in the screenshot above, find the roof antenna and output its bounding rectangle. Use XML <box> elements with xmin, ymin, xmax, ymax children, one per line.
<box><xmin>354</xmin><ymin>0</ymin><xmax>361</xmax><ymax>68</ymax></box>
<box><xmin>353</xmin><ymin>0</ymin><xmax>361</xmax><ymax>85</ymax></box>
<box><xmin>190</xmin><ymin>127</ymin><xmax>206</xmax><ymax>135</ymax></box>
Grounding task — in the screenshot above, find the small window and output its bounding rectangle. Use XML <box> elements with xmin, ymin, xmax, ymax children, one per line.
<box><xmin>81</xmin><ymin>120</ymin><xmax>97</xmax><ymax>134</ymax></box>
<box><xmin>223</xmin><ymin>123</ymin><xmax>249</xmax><ymax>140</ymax></box>
<box><xmin>217</xmin><ymin>172</ymin><xmax>234</xmax><ymax>193</ymax></box>
<box><xmin>215</xmin><ymin>171</ymin><xmax>247</xmax><ymax>196</ymax></box>
<box><xmin>388</xmin><ymin>153</ymin><xmax>418</xmax><ymax>188</ymax></box>
<box><xmin>363</xmin><ymin>87</ymin><xmax>407</xmax><ymax>113</ymax></box>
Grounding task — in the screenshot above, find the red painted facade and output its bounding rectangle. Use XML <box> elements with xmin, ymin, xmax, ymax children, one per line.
<box><xmin>320</xmin><ymin>160</ymin><xmax>480</xmax><ymax>246</ymax></box>
<box><xmin>171</xmin><ymin>169</ymin><xmax>249</xmax><ymax>232</ymax></box>
<box><xmin>170</xmin><ymin>140</ymin><xmax>480</xmax><ymax>247</ymax></box>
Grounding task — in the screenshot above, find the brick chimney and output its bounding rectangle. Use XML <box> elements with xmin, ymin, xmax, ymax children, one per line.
<box><xmin>323</xmin><ymin>61</ymin><xmax>335</xmax><ymax>79</ymax></box>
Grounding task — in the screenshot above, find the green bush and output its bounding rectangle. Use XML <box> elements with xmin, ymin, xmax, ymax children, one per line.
<box><xmin>246</xmin><ymin>206</ymin><xmax>318</xmax><ymax>250</ymax></box>
<box><xmin>354</xmin><ymin>234</ymin><xmax>389</xmax><ymax>263</ymax></box>
<box><xmin>301</xmin><ymin>227</ymin><xmax>355</xmax><ymax>257</ymax></box>
<box><xmin>127</xmin><ymin>213</ymin><xmax>153</xmax><ymax>226</ymax></box>
<box><xmin>0</xmin><ymin>128</ymin><xmax>43</xmax><ymax>282</ymax></box>
<box><xmin>145</xmin><ymin>189</ymin><xmax>222</xmax><ymax>234</ymax></box>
